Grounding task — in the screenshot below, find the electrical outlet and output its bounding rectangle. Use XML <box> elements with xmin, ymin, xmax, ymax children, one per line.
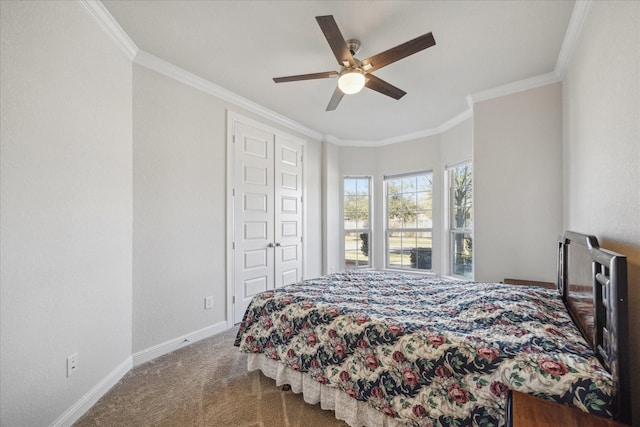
<box><xmin>204</xmin><ymin>296</ymin><xmax>213</xmax><ymax>310</ymax></box>
<box><xmin>67</xmin><ymin>353</ymin><xmax>78</xmax><ymax>377</ymax></box>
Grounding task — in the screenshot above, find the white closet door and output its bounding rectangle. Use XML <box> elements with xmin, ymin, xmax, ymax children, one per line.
<box><xmin>233</xmin><ymin>122</ymin><xmax>275</xmax><ymax>323</ymax></box>
<box><xmin>274</xmin><ymin>137</ymin><xmax>303</xmax><ymax>288</ymax></box>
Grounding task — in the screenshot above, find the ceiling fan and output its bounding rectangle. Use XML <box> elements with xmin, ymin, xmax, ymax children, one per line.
<box><xmin>273</xmin><ymin>15</ymin><xmax>436</xmax><ymax>111</ymax></box>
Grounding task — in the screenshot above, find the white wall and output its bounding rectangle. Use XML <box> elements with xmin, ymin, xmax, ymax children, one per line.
<box><xmin>132</xmin><ymin>65</ymin><xmax>228</xmax><ymax>352</ymax></box>
<box><xmin>132</xmin><ymin>64</ymin><xmax>324</xmax><ymax>353</ymax></box>
<box><xmin>304</xmin><ymin>139</ymin><xmax>323</xmax><ymax>279</ymax></box>
<box><xmin>336</xmin><ymin>119</ymin><xmax>472</xmax><ymax>275</ymax></box>
<box><xmin>441</xmin><ymin>118</ymin><xmax>473</xmax><ymax>166</ymax></box>
<box><xmin>473</xmin><ymin>83</ymin><xmax>563</xmax><ymax>283</ymax></box>
<box><xmin>0</xmin><ymin>1</ymin><xmax>133</xmax><ymax>426</ymax></box>
<box><xmin>322</xmin><ymin>141</ymin><xmax>341</xmax><ymax>275</ymax></box>
<box><xmin>562</xmin><ymin>2</ymin><xmax>639</xmax><ymax>424</ymax></box>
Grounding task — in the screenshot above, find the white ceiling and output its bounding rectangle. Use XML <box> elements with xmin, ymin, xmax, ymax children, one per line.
<box><xmin>102</xmin><ymin>0</ymin><xmax>576</xmax><ymax>143</ymax></box>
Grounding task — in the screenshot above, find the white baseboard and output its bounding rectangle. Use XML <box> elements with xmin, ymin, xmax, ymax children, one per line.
<box><xmin>52</xmin><ymin>321</ymin><xmax>230</xmax><ymax>426</ymax></box>
<box><xmin>132</xmin><ymin>320</ymin><xmax>228</xmax><ymax>366</ymax></box>
<box><xmin>51</xmin><ymin>356</ymin><xmax>132</xmax><ymax>427</ymax></box>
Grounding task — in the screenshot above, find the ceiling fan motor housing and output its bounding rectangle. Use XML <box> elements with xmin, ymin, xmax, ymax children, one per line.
<box><xmin>346</xmin><ymin>39</ymin><xmax>361</xmax><ymax>56</ymax></box>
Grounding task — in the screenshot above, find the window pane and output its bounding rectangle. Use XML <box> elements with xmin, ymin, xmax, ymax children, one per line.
<box><xmin>416</xmin><ymin>175</ymin><xmax>432</xmax><ymax>191</ymax></box>
<box><xmin>402</xmin><ymin>192</ymin><xmax>417</xmax><ymax>209</ymax></box>
<box><xmin>452</xmin><ymin>207</ymin><xmax>471</xmax><ymax>229</ymax></box>
<box><xmin>416</xmin><ymin>191</ymin><xmax>431</xmax><ymax>210</ymax></box>
<box><xmin>400</xmin><ymin>213</ymin><xmax>416</xmax><ymax>229</ymax></box>
<box><xmin>386</xmin><ymin>231</ymin><xmax>432</xmax><ymax>271</ymax></box>
<box><xmin>387</xmin><ymin>179</ymin><xmax>402</xmax><ymax>195</ymax></box>
<box><xmin>344</xmin><ymin>197</ymin><xmax>357</xmax><ymax>229</ymax></box>
<box><xmin>354</xmin><ymin>195</ymin><xmax>369</xmax><ymax>229</ymax></box>
<box><xmin>452</xmin><ymin>232</ymin><xmax>472</xmax><ymax>279</ymax></box>
<box><xmin>401</xmin><ymin>177</ymin><xmax>416</xmax><ymax>193</ymax></box>
<box><xmin>357</xmin><ymin>179</ymin><xmax>369</xmax><ymax>196</ymax></box>
<box><xmin>356</xmin><ymin>215</ymin><xmax>369</xmax><ymax>230</ymax></box>
<box><xmin>345</xmin><ymin>232</ymin><xmax>370</xmax><ymax>268</ymax></box>
<box><xmin>416</xmin><ymin>211</ymin><xmax>432</xmax><ymax>228</ymax></box>
<box><xmin>386</xmin><ymin>231</ymin><xmax>405</xmax><ymax>269</ymax></box>
<box><xmin>344</xmin><ymin>178</ymin><xmax>357</xmax><ymax>196</ymax></box>
<box><xmin>355</xmin><ymin>195</ymin><xmax>369</xmax><ymax>216</ymax></box>
<box><xmin>388</xmin><ymin>209</ymin><xmax>402</xmax><ymax>226</ymax></box>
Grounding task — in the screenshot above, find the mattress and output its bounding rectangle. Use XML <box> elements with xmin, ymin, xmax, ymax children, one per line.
<box><xmin>235</xmin><ymin>271</ymin><xmax>613</xmax><ymax>426</ymax></box>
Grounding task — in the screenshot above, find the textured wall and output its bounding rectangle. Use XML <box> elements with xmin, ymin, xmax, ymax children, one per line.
<box><xmin>0</xmin><ymin>1</ymin><xmax>133</xmax><ymax>425</ymax></box>
<box><xmin>562</xmin><ymin>2</ymin><xmax>640</xmax><ymax>424</ymax></box>
<box><xmin>473</xmin><ymin>83</ymin><xmax>563</xmax><ymax>284</ymax></box>
<box><xmin>132</xmin><ymin>65</ymin><xmax>228</xmax><ymax>353</ymax></box>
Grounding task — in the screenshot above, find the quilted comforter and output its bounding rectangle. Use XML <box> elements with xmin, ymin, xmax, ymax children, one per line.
<box><xmin>234</xmin><ymin>271</ymin><xmax>613</xmax><ymax>426</ymax></box>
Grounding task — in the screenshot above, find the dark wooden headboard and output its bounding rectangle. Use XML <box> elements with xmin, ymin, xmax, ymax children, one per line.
<box><xmin>557</xmin><ymin>231</ymin><xmax>630</xmax><ymax>424</ymax></box>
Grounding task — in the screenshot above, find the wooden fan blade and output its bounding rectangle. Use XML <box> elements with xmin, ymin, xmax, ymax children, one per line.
<box><xmin>316</xmin><ymin>15</ymin><xmax>355</xmax><ymax>67</ymax></box>
<box><xmin>365</xmin><ymin>74</ymin><xmax>406</xmax><ymax>100</ymax></box>
<box><xmin>326</xmin><ymin>86</ymin><xmax>344</xmax><ymax>111</ymax></box>
<box><xmin>361</xmin><ymin>32</ymin><xmax>435</xmax><ymax>73</ymax></box>
<box><xmin>273</xmin><ymin>71</ymin><xmax>338</xmax><ymax>83</ymax></box>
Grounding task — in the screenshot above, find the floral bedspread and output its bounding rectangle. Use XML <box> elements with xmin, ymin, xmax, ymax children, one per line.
<box><xmin>234</xmin><ymin>271</ymin><xmax>613</xmax><ymax>427</ymax></box>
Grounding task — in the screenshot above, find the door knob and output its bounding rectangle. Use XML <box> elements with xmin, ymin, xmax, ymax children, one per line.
<box><xmin>267</xmin><ymin>242</ymin><xmax>275</xmax><ymax>248</ymax></box>
<box><xmin>275</xmin><ymin>242</ymin><xmax>281</xmax><ymax>247</ymax></box>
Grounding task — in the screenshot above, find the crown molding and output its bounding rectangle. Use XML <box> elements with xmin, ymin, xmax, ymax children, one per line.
<box><xmin>325</xmin><ymin>108</ymin><xmax>473</xmax><ymax>147</ymax></box>
<box><xmin>554</xmin><ymin>0</ymin><xmax>593</xmax><ymax>79</ymax></box>
<box><xmin>466</xmin><ymin>1</ymin><xmax>591</xmax><ymax>106</ymax></box>
<box><xmin>78</xmin><ymin>0</ymin><xmax>138</xmax><ymax>61</ymax></box>
<box><xmin>467</xmin><ymin>72</ymin><xmax>561</xmax><ymax>106</ymax></box>
<box><xmin>133</xmin><ymin>50</ymin><xmax>324</xmax><ymax>142</ymax></box>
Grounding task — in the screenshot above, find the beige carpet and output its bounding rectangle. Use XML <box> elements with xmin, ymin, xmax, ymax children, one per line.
<box><xmin>74</xmin><ymin>327</ymin><xmax>348</xmax><ymax>427</ymax></box>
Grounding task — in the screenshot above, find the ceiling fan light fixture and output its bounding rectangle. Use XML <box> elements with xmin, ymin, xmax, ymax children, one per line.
<box><xmin>338</xmin><ymin>69</ymin><xmax>365</xmax><ymax>94</ymax></box>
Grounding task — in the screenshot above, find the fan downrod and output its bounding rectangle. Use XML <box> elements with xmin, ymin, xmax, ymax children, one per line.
<box><xmin>346</xmin><ymin>39</ymin><xmax>361</xmax><ymax>56</ymax></box>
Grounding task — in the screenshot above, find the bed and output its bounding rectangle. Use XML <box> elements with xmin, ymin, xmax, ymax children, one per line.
<box><xmin>234</xmin><ymin>231</ymin><xmax>630</xmax><ymax>426</ymax></box>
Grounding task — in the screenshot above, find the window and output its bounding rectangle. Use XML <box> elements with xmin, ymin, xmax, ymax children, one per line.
<box><xmin>343</xmin><ymin>177</ymin><xmax>371</xmax><ymax>269</ymax></box>
<box><xmin>448</xmin><ymin>163</ymin><xmax>473</xmax><ymax>278</ymax></box>
<box><xmin>385</xmin><ymin>172</ymin><xmax>432</xmax><ymax>271</ymax></box>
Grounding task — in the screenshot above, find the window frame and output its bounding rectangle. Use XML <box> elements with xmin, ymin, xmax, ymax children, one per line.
<box><xmin>342</xmin><ymin>176</ymin><xmax>372</xmax><ymax>270</ymax></box>
<box><xmin>383</xmin><ymin>170</ymin><xmax>433</xmax><ymax>273</ymax></box>
<box><xmin>446</xmin><ymin>161</ymin><xmax>473</xmax><ymax>279</ymax></box>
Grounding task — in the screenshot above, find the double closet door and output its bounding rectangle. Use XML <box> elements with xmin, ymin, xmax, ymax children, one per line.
<box><xmin>232</xmin><ymin>118</ymin><xmax>303</xmax><ymax>324</ymax></box>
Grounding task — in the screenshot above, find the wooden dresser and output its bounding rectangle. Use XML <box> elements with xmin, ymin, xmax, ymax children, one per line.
<box><xmin>507</xmin><ymin>391</ymin><xmax>629</xmax><ymax>427</ymax></box>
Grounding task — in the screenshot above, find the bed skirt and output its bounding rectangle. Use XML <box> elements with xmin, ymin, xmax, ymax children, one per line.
<box><xmin>247</xmin><ymin>353</ymin><xmax>407</xmax><ymax>427</ymax></box>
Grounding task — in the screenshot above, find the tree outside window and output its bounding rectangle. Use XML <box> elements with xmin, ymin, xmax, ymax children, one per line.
<box><xmin>385</xmin><ymin>172</ymin><xmax>432</xmax><ymax>271</ymax></box>
<box><xmin>449</xmin><ymin>163</ymin><xmax>472</xmax><ymax>278</ymax></box>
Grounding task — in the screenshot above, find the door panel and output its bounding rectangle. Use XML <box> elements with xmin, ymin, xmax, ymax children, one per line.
<box><xmin>233</xmin><ymin>122</ymin><xmax>274</xmax><ymax>323</ymax></box>
<box><xmin>274</xmin><ymin>137</ymin><xmax>303</xmax><ymax>289</ymax></box>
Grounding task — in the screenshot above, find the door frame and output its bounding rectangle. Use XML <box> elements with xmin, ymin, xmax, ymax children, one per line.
<box><xmin>226</xmin><ymin>111</ymin><xmax>306</xmax><ymax>327</ymax></box>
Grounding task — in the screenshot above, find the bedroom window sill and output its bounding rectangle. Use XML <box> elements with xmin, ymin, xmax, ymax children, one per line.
<box><xmin>383</xmin><ymin>268</ymin><xmax>436</xmax><ymax>277</ymax></box>
<box><xmin>438</xmin><ymin>274</ymin><xmax>469</xmax><ymax>282</ymax></box>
